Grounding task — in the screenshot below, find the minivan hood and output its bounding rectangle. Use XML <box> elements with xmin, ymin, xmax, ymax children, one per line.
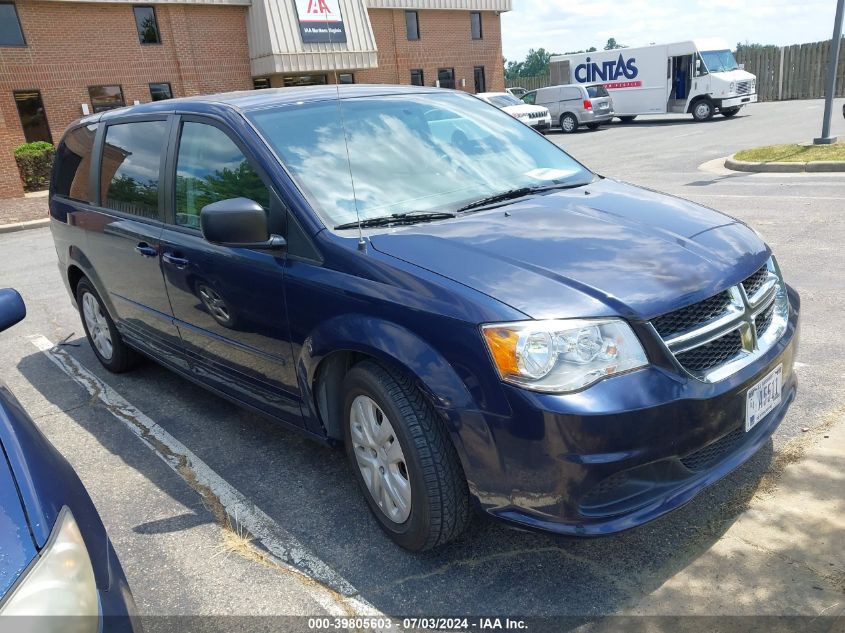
<box><xmin>502</xmin><ymin>104</ymin><xmax>548</xmax><ymax>116</ymax></box>
<box><xmin>370</xmin><ymin>179</ymin><xmax>768</xmax><ymax>320</ymax></box>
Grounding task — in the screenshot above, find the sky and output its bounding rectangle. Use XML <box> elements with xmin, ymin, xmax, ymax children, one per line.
<box><xmin>501</xmin><ymin>0</ymin><xmax>841</xmax><ymax>62</ymax></box>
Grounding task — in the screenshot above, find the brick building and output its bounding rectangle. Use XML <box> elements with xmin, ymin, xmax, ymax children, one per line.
<box><xmin>0</xmin><ymin>0</ymin><xmax>510</xmax><ymax>198</ymax></box>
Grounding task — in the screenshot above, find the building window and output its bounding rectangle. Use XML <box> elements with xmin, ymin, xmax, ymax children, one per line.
<box><xmin>410</xmin><ymin>69</ymin><xmax>424</xmax><ymax>86</ymax></box>
<box><xmin>474</xmin><ymin>66</ymin><xmax>486</xmax><ymax>93</ymax></box>
<box><xmin>13</xmin><ymin>90</ymin><xmax>51</xmax><ymax>144</ymax></box>
<box><xmin>88</xmin><ymin>85</ymin><xmax>125</xmax><ymax>113</ymax></box>
<box><xmin>102</xmin><ymin>121</ymin><xmax>168</xmax><ymax>219</ymax></box>
<box><xmin>0</xmin><ymin>2</ymin><xmax>26</xmax><ymax>46</ymax></box>
<box><xmin>53</xmin><ymin>124</ymin><xmax>98</xmax><ymax>203</ymax></box>
<box><xmin>437</xmin><ymin>68</ymin><xmax>455</xmax><ymax>90</ymax></box>
<box><xmin>470</xmin><ymin>12</ymin><xmax>482</xmax><ymax>40</ymax></box>
<box><xmin>253</xmin><ymin>78</ymin><xmax>271</xmax><ymax>90</ymax></box>
<box><xmin>405</xmin><ymin>11</ymin><xmax>419</xmax><ymax>41</ymax></box>
<box><xmin>149</xmin><ymin>83</ymin><xmax>172</xmax><ymax>101</ymax></box>
<box><xmin>133</xmin><ymin>6</ymin><xmax>161</xmax><ymax>44</ymax></box>
<box><xmin>338</xmin><ymin>73</ymin><xmax>354</xmax><ymax>84</ymax></box>
<box><xmin>283</xmin><ymin>75</ymin><xmax>327</xmax><ymax>87</ymax></box>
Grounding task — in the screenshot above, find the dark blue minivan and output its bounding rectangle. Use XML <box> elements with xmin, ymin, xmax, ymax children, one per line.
<box><xmin>49</xmin><ymin>85</ymin><xmax>799</xmax><ymax>551</ymax></box>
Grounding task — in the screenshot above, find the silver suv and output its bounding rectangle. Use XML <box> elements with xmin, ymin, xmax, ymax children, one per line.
<box><xmin>523</xmin><ymin>84</ymin><xmax>614</xmax><ymax>133</ymax></box>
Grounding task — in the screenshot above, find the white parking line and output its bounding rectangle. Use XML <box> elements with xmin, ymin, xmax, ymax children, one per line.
<box><xmin>677</xmin><ymin>193</ymin><xmax>845</xmax><ymax>201</ymax></box>
<box><xmin>29</xmin><ymin>334</ymin><xmax>383</xmax><ymax>618</ymax></box>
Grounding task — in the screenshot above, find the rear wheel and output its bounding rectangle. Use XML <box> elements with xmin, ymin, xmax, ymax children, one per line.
<box><xmin>342</xmin><ymin>360</ymin><xmax>470</xmax><ymax>551</ymax></box>
<box><xmin>76</xmin><ymin>278</ymin><xmax>138</xmax><ymax>373</ymax></box>
<box><xmin>618</xmin><ymin>115</ymin><xmax>637</xmax><ymax>123</ymax></box>
<box><xmin>586</xmin><ymin>123</ymin><xmax>601</xmax><ymax>130</ymax></box>
<box><xmin>721</xmin><ymin>107</ymin><xmax>740</xmax><ymax>118</ymax></box>
<box><xmin>560</xmin><ymin>113</ymin><xmax>578</xmax><ymax>133</ymax></box>
<box><xmin>691</xmin><ymin>99</ymin><xmax>714</xmax><ymax>122</ymax></box>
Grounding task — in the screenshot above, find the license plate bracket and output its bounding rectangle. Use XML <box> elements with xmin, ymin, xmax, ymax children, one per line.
<box><xmin>745</xmin><ymin>364</ymin><xmax>783</xmax><ymax>432</ymax></box>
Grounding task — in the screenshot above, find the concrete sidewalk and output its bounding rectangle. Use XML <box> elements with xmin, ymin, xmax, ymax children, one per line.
<box><xmin>0</xmin><ymin>194</ymin><xmax>48</xmax><ymax>232</ymax></box>
<box><xmin>625</xmin><ymin>407</ymin><xmax>845</xmax><ymax>616</ymax></box>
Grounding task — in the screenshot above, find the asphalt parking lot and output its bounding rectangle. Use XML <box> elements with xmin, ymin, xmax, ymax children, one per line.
<box><xmin>0</xmin><ymin>98</ymin><xmax>843</xmax><ymax>630</ymax></box>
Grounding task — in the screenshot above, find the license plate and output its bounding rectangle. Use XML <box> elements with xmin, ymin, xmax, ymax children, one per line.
<box><xmin>599</xmin><ymin>103</ymin><xmax>609</xmax><ymax>109</ymax></box>
<box><xmin>745</xmin><ymin>364</ymin><xmax>782</xmax><ymax>432</ymax></box>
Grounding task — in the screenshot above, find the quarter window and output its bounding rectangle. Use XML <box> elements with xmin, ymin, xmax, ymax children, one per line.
<box><xmin>149</xmin><ymin>82</ymin><xmax>172</xmax><ymax>101</ymax></box>
<box><xmin>133</xmin><ymin>6</ymin><xmax>161</xmax><ymax>44</ymax></box>
<box><xmin>174</xmin><ymin>122</ymin><xmax>270</xmax><ymax>230</ymax></box>
<box><xmin>102</xmin><ymin>121</ymin><xmax>167</xmax><ymax>219</ymax></box>
<box><xmin>405</xmin><ymin>11</ymin><xmax>419</xmax><ymax>40</ymax></box>
<box><xmin>13</xmin><ymin>90</ymin><xmax>51</xmax><ymax>144</ymax></box>
<box><xmin>470</xmin><ymin>12</ymin><xmax>482</xmax><ymax>40</ymax></box>
<box><xmin>410</xmin><ymin>69</ymin><xmax>424</xmax><ymax>86</ymax></box>
<box><xmin>89</xmin><ymin>85</ymin><xmax>125</xmax><ymax>113</ymax></box>
<box><xmin>53</xmin><ymin>124</ymin><xmax>97</xmax><ymax>202</ymax></box>
<box><xmin>0</xmin><ymin>3</ymin><xmax>25</xmax><ymax>47</ymax></box>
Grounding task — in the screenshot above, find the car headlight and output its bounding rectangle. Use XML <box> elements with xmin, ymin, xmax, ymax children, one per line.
<box><xmin>1</xmin><ymin>507</ymin><xmax>99</xmax><ymax>629</ymax></box>
<box><xmin>482</xmin><ymin>319</ymin><xmax>648</xmax><ymax>393</ymax></box>
<box><xmin>730</xmin><ymin>81</ymin><xmax>736</xmax><ymax>93</ymax></box>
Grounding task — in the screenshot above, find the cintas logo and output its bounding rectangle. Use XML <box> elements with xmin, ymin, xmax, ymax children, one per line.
<box><xmin>575</xmin><ymin>54</ymin><xmax>638</xmax><ymax>83</ymax></box>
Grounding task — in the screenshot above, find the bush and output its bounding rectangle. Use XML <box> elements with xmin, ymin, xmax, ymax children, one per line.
<box><xmin>14</xmin><ymin>141</ymin><xmax>55</xmax><ymax>192</ymax></box>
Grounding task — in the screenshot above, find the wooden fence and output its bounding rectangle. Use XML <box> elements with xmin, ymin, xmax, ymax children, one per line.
<box><xmin>505</xmin><ymin>39</ymin><xmax>845</xmax><ymax>101</ymax></box>
<box><xmin>737</xmin><ymin>40</ymin><xmax>845</xmax><ymax>101</ymax></box>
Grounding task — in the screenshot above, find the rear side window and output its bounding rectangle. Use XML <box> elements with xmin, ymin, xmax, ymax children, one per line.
<box><xmin>586</xmin><ymin>85</ymin><xmax>609</xmax><ymax>98</ymax></box>
<box><xmin>174</xmin><ymin>122</ymin><xmax>269</xmax><ymax>230</ymax></box>
<box><xmin>102</xmin><ymin>120</ymin><xmax>167</xmax><ymax>219</ymax></box>
<box><xmin>53</xmin><ymin>124</ymin><xmax>97</xmax><ymax>202</ymax></box>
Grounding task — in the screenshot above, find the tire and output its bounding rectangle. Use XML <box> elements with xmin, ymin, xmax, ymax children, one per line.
<box><xmin>559</xmin><ymin>112</ymin><xmax>578</xmax><ymax>134</ymax></box>
<box><xmin>691</xmin><ymin>99</ymin><xmax>714</xmax><ymax>122</ymax></box>
<box><xmin>721</xmin><ymin>107</ymin><xmax>740</xmax><ymax>118</ymax></box>
<box><xmin>586</xmin><ymin>123</ymin><xmax>601</xmax><ymax>130</ymax></box>
<box><xmin>618</xmin><ymin>115</ymin><xmax>637</xmax><ymax>123</ymax></box>
<box><xmin>342</xmin><ymin>360</ymin><xmax>470</xmax><ymax>551</ymax></box>
<box><xmin>76</xmin><ymin>278</ymin><xmax>138</xmax><ymax>373</ymax></box>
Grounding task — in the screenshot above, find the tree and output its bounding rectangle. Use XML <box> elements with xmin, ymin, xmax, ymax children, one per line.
<box><xmin>503</xmin><ymin>48</ymin><xmax>555</xmax><ymax>80</ymax></box>
<box><xmin>604</xmin><ymin>38</ymin><xmax>626</xmax><ymax>50</ymax></box>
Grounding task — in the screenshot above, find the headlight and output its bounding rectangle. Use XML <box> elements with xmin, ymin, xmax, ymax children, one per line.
<box><xmin>481</xmin><ymin>319</ymin><xmax>648</xmax><ymax>393</ymax></box>
<box><xmin>730</xmin><ymin>81</ymin><xmax>736</xmax><ymax>93</ymax></box>
<box><xmin>1</xmin><ymin>507</ymin><xmax>99</xmax><ymax>629</ymax></box>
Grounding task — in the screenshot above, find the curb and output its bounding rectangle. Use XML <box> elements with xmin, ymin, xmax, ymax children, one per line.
<box><xmin>0</xmin><ymin>218</ymin><xmax>50</xmax><ymax>235</ymax></box>
<box><xmin>725</xmin><ymin>155</ymin><xmax>845</xmax><ymax>173</ymax></box>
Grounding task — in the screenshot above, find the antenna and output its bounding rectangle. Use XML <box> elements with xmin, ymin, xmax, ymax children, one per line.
<box><xmin>322</xmin><ymin>2</ymin><xmax>366</xmax><ymax>251</ymax></box>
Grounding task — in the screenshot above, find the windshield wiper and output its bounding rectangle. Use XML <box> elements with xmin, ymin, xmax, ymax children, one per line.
<box><xmin>456</xmin><ymin>182</ymin><xmax>590</xmax><ymax>213</ymax></box>
<box><xmin>334</xmin><ymin>211</ymin><xmax>456</xmax><ymax>231</ymax></box>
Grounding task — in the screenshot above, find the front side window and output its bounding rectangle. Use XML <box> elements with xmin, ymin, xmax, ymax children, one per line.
<box><xmin>405</xmin><ymin>11</ymin><xmax>419</xmax><ymax>40</ymax></box>
<box><xmin>0</xmin><ymin>3</ymin><xmax>25</xmax><ymax>46</ymax></box>
<box><xmin>102</xmin><ymin>121</ymin><xmax>167</xmax><ymax>219</ymax></box>
<box><xmin>53</xmin><ymin>124</ymin><xmax>97</xmax><ymax>202</ymax></box>
<box><xmin>248</xmin><ymin>92</ymin><xmax>592</xmax><ymax>229</ymax></box>
<box><xmin>410</xmin><ymin>69</ymin><xmax>424</xmax><ymax>86</ymax></box>
<box><xmin>522</xmin><ymin>91</ymin><xmax>536</xmax><ymax>105</ymax></box>
<box><xmin>470</xmin><ymin>12</ymin><xmax>482</xmax><ymax>40</ymax></box>
<box><xmin>149</xmin><ymin>82</ymin><xmax>172</xmax><ymax>101</ymax></box>
<box><xmin>134</xmin><ymin>6</ymin><xmax>161</xmax><ymax>44</ymax></box>
<box><xmin>175</xmin><ymin>122</ymin><xmax>269</xmax><ymax>230</ymax></box>
<box><xmin>14</xmin><ymin>90</ymin><xmax>51</xmax><ymax>144</ymax></box>
<box><xmin>89</xmin><ymin>85</ymin><xmax>125</xmax><ymax>113</ymax></box>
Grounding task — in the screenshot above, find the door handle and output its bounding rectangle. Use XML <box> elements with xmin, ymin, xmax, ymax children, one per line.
<box><xmin>135</xmin><ymin>242</ymin><xmax>157</xmax><ymax>257</ymax></box>
<box><xmin>162</xmin><ymin>252</ymin><xmax>189</xmax><ymax>269</ymax></box>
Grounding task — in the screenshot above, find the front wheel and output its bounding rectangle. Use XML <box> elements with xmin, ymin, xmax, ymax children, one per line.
<box><xmin>691</xmin><ymin>99</ymin><xmax>714</xmax><ymax>122</ymax></box>
<box><xmin>721</xmin><ymin>107</ymin><xmax>740</xmax><ymax>118</ymax></box>
<box><xmin>560</xmin><ymin>113</ymin><xmax>578</xmax><ymax>133</ymax></box>
<box><xmin>342</xmin><ymin>361</ymin><xmax>470</xmax><ymax>551</ymax></box>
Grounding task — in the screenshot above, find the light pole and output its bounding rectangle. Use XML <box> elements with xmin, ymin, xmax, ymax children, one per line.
<box><xmin>814</xmin><ymin>0</ymin><xmax>844</xmax><ymax>144</ymax></box>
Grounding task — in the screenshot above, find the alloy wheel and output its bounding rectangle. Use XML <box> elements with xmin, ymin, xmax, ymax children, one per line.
<box><xmin>82</xmin><ymin>292</ymin><xmax>113</xmax><ymax>360</ymax></box>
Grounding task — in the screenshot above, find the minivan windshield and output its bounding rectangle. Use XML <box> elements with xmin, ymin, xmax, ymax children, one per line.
<box><xmin>247</xmin><ymin>91</ymin><xmax>592</xmax><ymax>229</ymax></box>
<box><xmin>700</xmin><ymin>49</ymin><xmax>739</xmax><ymax>73</ymax></box>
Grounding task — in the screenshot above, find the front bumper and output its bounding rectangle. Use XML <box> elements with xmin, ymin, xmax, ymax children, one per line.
<box><xmin>720</xmin><ymin>93</ymin><xmax>757</xmax><ymax>108</ymax></box>
<box><xmin>530</xmin><ymin>118</ymin><xmax>551</xmax><ymax>131</ymax></box>
<box><xmin>452</xmin><ymin>286</ymin><xmax>799</xmax><ymax>536</ymax></box>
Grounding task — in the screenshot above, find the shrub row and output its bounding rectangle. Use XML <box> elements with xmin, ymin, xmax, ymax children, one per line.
<box><xmin>14</xmin><ymin>141</ymin><xmax>55</xmax><ymax>192</ymax></box>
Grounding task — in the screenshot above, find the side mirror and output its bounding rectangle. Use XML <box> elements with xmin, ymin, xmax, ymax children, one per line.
<box><xmin>200</xmin><ymin>198</ymin><xmax>286</xmax><ymax>250</ymax></box>
<box><xmin>0</xmin><ymin>289</ymin><xmax>26</xmax><ymax>334</ymax></box>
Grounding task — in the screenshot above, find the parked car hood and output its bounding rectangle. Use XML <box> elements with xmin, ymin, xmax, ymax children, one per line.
<box><xmin>502</xmin><ymin>104</ymin><xmax>549</xmax><ymax>117</ymax></box>
<box><xmin>370</xmin><ymin>178</ymin><xmax>769</xmax><ymax>320</ymax></box>
<box><xmin>0</xmin><ymin>443</ymin><xmax>36</xmax><ymax>597</ymax></box>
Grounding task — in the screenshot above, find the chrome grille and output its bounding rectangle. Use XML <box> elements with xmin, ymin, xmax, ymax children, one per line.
<box><xmin>736</xmin><ymin>80</ymin><xmax>755</xmax><ymax>95</ymax></box>
<box><xmin>649</xmin><ymin>257</ymin><xmax>788</xmax><ymax>381</ymax></box>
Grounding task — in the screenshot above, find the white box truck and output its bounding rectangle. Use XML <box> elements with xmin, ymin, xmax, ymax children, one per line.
<box><xmin>549</xmin><ymin>40</ymin><xmax>757</xmax><ymax>122</ymax></box>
